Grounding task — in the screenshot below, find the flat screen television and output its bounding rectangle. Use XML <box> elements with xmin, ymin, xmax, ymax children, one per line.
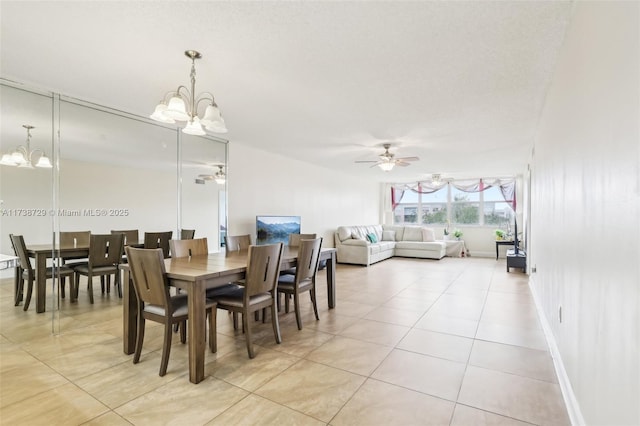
<box><xmin>256</xmin><ymin>215</ymin><xmax>301</xmax><ymax>245</ymax></box>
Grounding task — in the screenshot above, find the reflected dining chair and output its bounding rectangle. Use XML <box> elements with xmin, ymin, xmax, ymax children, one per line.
<box><xmin>277</xmin><ymin>237</ymin><xmax>323</xmax><ymax>330</ymax></box>
<box><xmin>211</xmin><ymin>243</ymin><xmax>284</xmax><ymax>358</ymax></box>
<box><xmin>72</xmin><ymin>233</ymin><xmax>124</xmax><ymax>304</ymax></box>
<box><xmin>144</xmin><ymin>231</ymin><xmax>173</xmax><ymax>258</ymax></box>
<box><xmin>224</xmin><ymin>234</ymin><xmax>251</xmax><ymax>252</ymax></box>
<box><xmin>169</xmin><ymin>238</ymin><xmax>207</xmax><ymax>258</ymax></box>
<box><xmin>9</xmin><ymin>234</ymin><xmax>75</xmax><ymax>311</ymax></box>
<box><xmin>180</xmin><ymin>229</ymin><xmax>195</xmax><ymax>240</ymax></box>
<box><xmin>59</xmin><ymin>230</ymin><xmax>92</xmax><ymax>297</ymax></box>
<box><xmin>110</xmin><ymin>229</ymin><xmax>139</xmax><ymax>246</ymax></box>
<box><xmin>125</xmin><ymin>246</ymin><xmax>218</xmax><ymax>376</ymax></box>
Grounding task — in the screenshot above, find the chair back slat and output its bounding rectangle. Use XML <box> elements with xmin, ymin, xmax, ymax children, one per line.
<box><xmin>244</xmin><ymin>243</ymin><xmax>283</xmax><ymax>297</ymax></box>
<box><xmin>111</xmin><ymin>229</ymin><xmax>139</xmax><ymax>246</ymax></box>
<box><xmin>170</xmin><ymin>238</ymin><xmax>208</xmax><ymax>258</ymax></box>
<box><xmin>144</xmin><ymin>232</ymin><xmax>173</xmax><ymax>258</ymax></box>
<box><xmin>9</xmin><ymin>234</ymin><xmax>32</xmax><ymax>273</ymax></box>
<box><xmin>125</xmin><ymin>247</ymin><xmax>170</xmax><ymax>307</ymax></box>
<box><xmin>89</xmin><ymin>234</ymin><xmax>124</xmax><ymax>267</ymax></box>
<box><xmin>295</xmin><ymin>237</ymin><xmax>323</xmax><ymax>282</ymax></box>
<box><xmin>288</xmin><ymin>233</ymin><xmax>317</xmax><ymax>247</ymax></box>
<box><xmin>180</xmin><ymin>229</ymin><xmax>195</xmax><ymax>240</ymax></box>
<box><xmin>225</xmin><ymin>234</ymin><xmax>251</xmax><ymax>252</ymax></box>
<box><xmin>60</xmin><ymin>231</ymin><xmax>90</xmax><ymax>247</ymax></box>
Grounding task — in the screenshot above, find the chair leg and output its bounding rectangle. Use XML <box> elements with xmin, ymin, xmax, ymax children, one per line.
<box><xmin>294</xmin><ymin>292</ymin><xmax>302</xmax><ymax>330</ymax></box>
<box><xmin>208</xmin><ymin>306</ymin><xmax>217</xmax><ymax>353</ymax></box>
<box><xmin>88</xmin><ymin>274</ymin><xmax>94</xmax><ymax>304</ymax></box>
<box><xmin>285</xmin><ymin>294</ymin><xmax>290</xmax><ymax>313</ymax></box>
<box><xmin>60</xmin><ymin>277</ymin><xmax>66</xmax><ymax>299</ymax></box>
<box><xmin>160</xmin><ymin>320</ymin><xmax>173</xmax><ymax>376</ymax></box>
<box><xmin>14</xmin><ymin>274</ymin><xmax>24</xmax><ymax>306</ymax></box>
<box><xmin>243</xmin><ymin>310</ymin><xmax>254</xmax><ymax>358</ymax></box>
<box><xmin>233</xmin><ymin>312</ymin><xmax>239</xmax><ymax>330</ymax></box>
<box><xmin>270</xmin><ymin>301</ymin><xmax>282</xmax><ymax>344</ymax></box>
<box><xmin>179</xmin><ymin>321</ymin><xmax>186</xmax><ymax>344</ymax></box>
<box><xmin>310</xmin><ymin>288</ymin><xmax>319</xmax><ymax>321</ymax></box>
<box><xmin>73</xmin><ymin>273</ymin><xmax>80</xmax><ymax>302</ymax></box>
<box><xmin>133</xmin><ymin>315</ymin><xmax>145</xmax><ymax>364</ymax></box>
<box><xmin>100</xmin><ymin>276</ymin><xmax>105</xmax><ymax>294</ymax></box>
<box><xmin>23</xmin><ymin>278</ymin><xmax>34</xmax><ymax>311</ymax></box>
<box><xmin>115</xmin><ymin>271</ymin><xmax>122</xmax><ymax>298</ymax></box>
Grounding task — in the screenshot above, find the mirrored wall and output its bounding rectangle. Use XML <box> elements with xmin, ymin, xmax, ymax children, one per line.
<box><xmin>0</xmin><ymin>80</ymin><xmax>228</xmax><ymax>331</ymax></box>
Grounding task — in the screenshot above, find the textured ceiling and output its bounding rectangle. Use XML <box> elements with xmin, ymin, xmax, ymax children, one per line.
<box><xmin>0</xmin><ymin>1</ymin><xmax>573</xmax><ymax>183</ymax></box>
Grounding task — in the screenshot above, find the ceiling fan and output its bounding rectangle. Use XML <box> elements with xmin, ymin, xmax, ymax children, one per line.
<box><xmin>355</xmin><ymin>143</ymin><xmax>419</xmax><ymax>171</ymax></box>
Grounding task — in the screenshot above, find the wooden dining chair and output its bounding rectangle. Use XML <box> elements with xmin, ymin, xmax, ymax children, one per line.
<box><xmin>125</xmin><ymin>246</ymin><xmax>218</xmax><ymax>376</ymax></box>
<box><xmin>211</xmin><ymin>243</ymin><xmax>284</xmax><ymax>358</ymax></box>
<box><xmin>110</xmin><ymin>229</ymin><xmax>139</xmax><ymax>246</ymax></box>
<box><xmin>281</xmin><ymin>233</ymin><xmax>317</xmax><ymax>276</ymax></box>
<box><xmin>180</xmin><ymin>229</ymin><xmax>195</xmax><ymax>240</ymax></box>
<box><xmin>9</xmin><ymin>234</ymin><xmax>75</xmax><ymax>311</ymax></box>
<box><xmin>144</xmin><ymin>231</ymin><xmax>173</xmax><ymax>258</ymax></box>
<box><xmin>224</xmin><ymin>234</ymin><xmax>251</xmax><ymax>252</ymax></box>
<box><xmin>72</xmin><ymin>233</ymin><xmax>124</xmax><ymax>304</ymax></box>
<box><xmin>169</xmin><ymin>238</ymin><xmax>207</xmax><ymax>258</ymax></box>
<box><xmin>277</xmin><ymin>237</ymin><xmax>323</xmax><ymax>330</ymax></box>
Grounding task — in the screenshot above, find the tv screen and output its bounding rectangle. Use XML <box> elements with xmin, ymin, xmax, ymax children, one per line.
<box><xmin>256</xmin><ymin>215</ymin><xmax>301</xmax><ymax>245</ymax></box>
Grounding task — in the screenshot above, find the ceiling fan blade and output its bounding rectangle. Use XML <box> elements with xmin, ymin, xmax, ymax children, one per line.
<box><xmin>355</xmin><ymin>160</ymin><xmax>379</xmax><ymax>163</ymax></box>
<box><xmin>395</xmin><ymin>161</ymin><xmax>411</xmax><ymax>167</ymax></box>
<box><xmin>396</xmin><ymin>156</ymin><xmax>419</xmax><ymax>162</ymax></box>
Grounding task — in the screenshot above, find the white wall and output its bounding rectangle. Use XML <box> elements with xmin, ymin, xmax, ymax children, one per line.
<box><xmin>228</xmin><ymin>143</ymin><xmax>379</xmax><ymax>247</ymax></box>
<box><xmin>529</xmin><ymin>2</ymin><xmax>639</xmax><ymax>425</ymax></box>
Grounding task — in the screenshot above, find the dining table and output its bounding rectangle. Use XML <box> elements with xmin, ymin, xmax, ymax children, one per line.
<box><xmin>121</xmin><ymin>246</ymin><xmax>337</xmax><ymax>384</ymax></box>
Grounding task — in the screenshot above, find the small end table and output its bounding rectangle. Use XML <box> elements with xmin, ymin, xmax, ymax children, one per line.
<box><xmin>495</xmin><ymin>240</ymin><xmax>515</xmax><ymax>260</ymax></box>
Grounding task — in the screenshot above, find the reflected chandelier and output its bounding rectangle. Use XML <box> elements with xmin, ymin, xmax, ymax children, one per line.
<box><xmin>150</xmin><ymin>50</ymin><xmax>227</xmax><ymax>135</ymax></box>
<box><xmin>0</xmin><ymin>125</ymin><xmax>52</xmax><ymax>169</ymax></box>
<box><xmin>197</xmin><ymin>166</ymin><xmax>226</xmax><ymax>185</ymax></box>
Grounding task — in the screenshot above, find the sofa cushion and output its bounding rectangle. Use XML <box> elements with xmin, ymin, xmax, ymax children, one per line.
<box><xmin>395</xmin><ymin>241</ymin><xmax>444</xmax><ymax>251</ymax></box>
<box><xmin>422</xmin><ymin>227</ymin><xmax>435</xmax><ymax>242</ymax></box>
<box><xmin>382</xmin><ymin>230</ymin><xmax>396</xmax><ymax>241</ymax></box>
<box><xmin>367</xmin><ymin>233</ymin><xmax>378</xmax><ymax>243</ymax></box>
<box><xmin>341</xmin><ymin>239</ymin><xmax>369</xmax><ymax>247</ymax></box>
<box><xmin>402</xmin><ymin>226</ymin><xmax>423</xmax><ymax>241</ymax></box>
<box><xmin>352</xmin><ymin>227</ymin><xmax>368</xmax><ymax>240</ymax></box>
<box><xmin>383</xmin><ymin>225</ymin><xmax>405</xmax><ymax>241</ymax></box>
<box><xmin>337</xmin><ymin>226</ymin><xmax>353</xmax><ymax>242</ymax></box>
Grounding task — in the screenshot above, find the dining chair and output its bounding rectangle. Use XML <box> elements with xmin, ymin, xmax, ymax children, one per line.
<box><xmin>277</xmin><ymin>237</ymin><xmax>323</xmax><ymax>330</ymax></box>
<box><xmin>9</xmin><ymin>234</ymin><xmax>75</xmax><ymax>311</ymax></box>
<box><xmin>125</xmin><ymin>246</ymin><xmax>218</xmax><ymax>376</ymax></box>
<box><xmin>224</xmin><ymin>234</ymin><xmax>251</xmax><ymax>252</ymax></box>
<box><xmin>212</xmin><ymin>242</ymin><xmax>284</xmax><ymax>358</ymax></box>
<box><xmin>169</xmin><ymin>238</ymin><xmax>207</xmax><ymax>258</ymax></box>
<box><xmin>144</xmin><ymin>231</ymin><xmax>173</xmax><ymax>258</ymax></box>
<box><xmin>72</xmin><ymin>233</ymin><xmax>124</xmax><ymax>304</ymax></box>
<box><xmin>110</xmin><ymin>229</ymin><xmax>139</xmax><ymax>246</ymax></box>
<box><xmin>280</xmin><ymin>233</ymin><xmax>317</xmax><ymax>276</ymax></box>
<box><xmin>180</xmin><ymin>229</ymin><xmax>195</xmax><ymax>240</ymax></box>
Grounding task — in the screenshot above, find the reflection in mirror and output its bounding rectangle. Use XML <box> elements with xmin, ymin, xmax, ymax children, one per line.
<box><xmin>180</xmin><ymin>134</ymin><xmax>227</xmax><ymax>251</ymax></box>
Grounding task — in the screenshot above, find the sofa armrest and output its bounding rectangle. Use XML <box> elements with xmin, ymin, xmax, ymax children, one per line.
<box><xmin>341</xmin><ymin>239</ymin><xmax>369</xmax><ymax>247</ymax></box>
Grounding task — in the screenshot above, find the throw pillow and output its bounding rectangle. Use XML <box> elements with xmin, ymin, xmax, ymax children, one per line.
<box><xmin>367</xmin><ymin>233</ymin><xmax>378</xmax><ymax>243</ymax></box>
<box><xmin>421</xmin><ymin>227</ymin><xmax>435</xmax><ymax>242</ymax></box>
<box><xmin>382</xmin><ymin>230</ymin><xmax>396</xmax><ymax>241</ymax></box>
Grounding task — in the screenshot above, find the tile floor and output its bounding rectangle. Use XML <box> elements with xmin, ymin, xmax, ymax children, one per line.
<box><xmin>0</xmin><ymin>257</ymin><xmax>571</xmax><ymax>425</ymax></box>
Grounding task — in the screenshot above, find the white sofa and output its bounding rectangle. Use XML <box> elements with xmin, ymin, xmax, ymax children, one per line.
<box><xmin>335</xmin><ymin>224</ymin><xmax>447</xmax><ymax>266</ymax></box>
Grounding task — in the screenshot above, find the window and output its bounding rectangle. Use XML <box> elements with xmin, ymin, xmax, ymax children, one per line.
<box><xmin>451</xmin><ymin>186</ymin><xmax>479</xmax><ymax>225</ymax></box>
<box><xmin>483</xmin><ymin>185</ymin><xmax>515</xmax><ymax>228</ymax></box>
<box><xmin>421</xmin><ymin>188</ymin><xmax>447</xmax><ymax>224</ymax></box>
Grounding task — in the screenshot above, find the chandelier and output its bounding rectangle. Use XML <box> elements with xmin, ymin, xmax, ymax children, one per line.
<box><xmin>197</xmin><ymin>166</ymin><xmax>226</xmax><ymax>185</ymax></box>
<box><xmin>0</xmin><ymin>125</ymin><xmax>52</xmax><ymax>169</ymax></box>
<box><xmin>150</xmin><ymin>50</ymin><xmax>227</xmax><ymax>135</ymax></box>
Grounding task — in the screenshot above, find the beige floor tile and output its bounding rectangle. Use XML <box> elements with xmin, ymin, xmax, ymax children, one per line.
<box><xmin>206</xmin><ymin>394</ymin><xmax>325</xmax><ymax>425</ymax></box>
<box><xmin>476</xmin><ymin>322</ymin><xmax>548</xmax><ymax>351</ymax></box>
<box><xmin>451</xmin><ymin>404</ymin><xmax>534</xmax><ymax>425</ymax></box>
<box><xmin>255</xmin><ymin>359</ymin><xmax>365</xmax><ymax>422</ymax></box>
<box><xmin>207</xmin><ymin>346</ymin><xmax>300</xmax><ymax>391</ymax></box>
<box><xmin>458</xmin><ymin>366</ymin><xmax>570</xmax><ymax>425</ymax></box>
<box><xmin>338</xmin><ymin>318</ymin><xmax>410</xmax><ymax>346</ymax></box>
<box><xmin>306</xmin><ymin>335</ymin><xmax>393</xmax><ymax>376</ymax></box>
<box><xmin>414</xmin><ymin>311</ymin><xmax>479</xmax><ymax>338</ymax></box>
<box><xmin>331</xmin><ymin>378</ymin><xmax>455</xmax><ymax>425</ymax></box>
<box><xmin>305</xmin><ymin>311</ymin><xmax>360</xmax><ymax>334</ymax></box>
<box><xmin>381</xmin><ymin>295</ymin><xmax>435</xmax><ymax>312</ymax></box>
<box><xmin>116</xmin><ymin>376</ymin><xmax>248</xmax><ymax>425</ymax></box>
<box><xmin>253</xmin><ymin>325</ymin><xmax>334</xmax><ymax>357</ymax></box>
<box><xmin>371</xmin><ymin>349</ymin><xmax>466</xmax><ymax>401</ymax></box>
<box><xmin>469</xmin><ymin>340</ymin><xmax>558</xmax><ymax>383</ymax></box>
<box><xmin>82</xmin><ymin>411</ymin><xmax>133</xmax><ymax>425</ymax></box>
<box><xmin>0</xmin><ymin>382</ymin><xmax>109</xmax><ymax>425</ymax></box>
<box><xmin>363</xmin><ymin>305</ymin><xmax>425</xmax><ymax>327</ymax></box>
<box><xmin>397</xmin><ymin>328</ymin><xmax>474</xmax><ymax>363</ymax></box>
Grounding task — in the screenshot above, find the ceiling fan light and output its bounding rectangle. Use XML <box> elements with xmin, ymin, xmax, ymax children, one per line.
<box><xmin>201</xmin><ymin>104</ymin><xmax>221</xmax><ymax>126</ymax></box>
<box><xmin>150</xmin><ymin>103</ymin><xmax>175</xmax><ymax>123</ymax></box>
<box><xmin>165</xmin><ymin>95</ymin><xmax>190</xmax><ymax>121</ymax></box>
<box><xmin>182</xmin><ymin>116</ymin><xmax>206</xmax><ymax>136</ymax></box>
<box><xmin>378</xmin><ymin>162</ymin><xmax>394</xmax><ymax>172</ymax></box>
<box><xmin>36</xmin><ymin>155</ymin><xmax>53</xmax><ymax>168</ymax></box>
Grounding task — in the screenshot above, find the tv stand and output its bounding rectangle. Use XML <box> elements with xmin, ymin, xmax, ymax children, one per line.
<box><xmin>506</xmin><ymin>248</ymin><xmax>526</xmax><ymax>272</ymax></box>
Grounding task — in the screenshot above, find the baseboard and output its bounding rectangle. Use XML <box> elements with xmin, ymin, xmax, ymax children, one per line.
<box><xmin>528</xmin><ymin>275</ymin><xmax>586</xmax><ymax>426</ymax></box>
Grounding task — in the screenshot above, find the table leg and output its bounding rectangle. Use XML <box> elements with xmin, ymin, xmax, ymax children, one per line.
<box><xmin>35</xmin><ymin>253</ymin><xmax>47</xmax><ymax>313</ymax></box>
<box><xmin>327</xmin><ymin>251</ymin><xmax>336</xmax><ymax>309</ymax></box>
<box><xmin>496</xmin><ymin>243</ymin><xmax>499</xmax><ymax>260</ymax></box>
<box><xmin>122</xmin><ymin>268</ymin><xmax>137</xmax><ymax>355</ymax></box>
<box><xmin>187</xmin><ymin>281</ymin><xmax>206</xmax><ymax>384</ymax></box>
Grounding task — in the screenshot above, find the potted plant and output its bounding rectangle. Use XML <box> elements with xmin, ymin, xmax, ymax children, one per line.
<box><xmin>453</xmin><ymin>229</ymin><xmax>463</xmax><ymax>240</ymax></box>
<box><xmin>495</xmin><ymin>229</ymin><xmax>505</xmax><ymax>240</ymax></box>
<box><xmin>443</xmin><ymin>221</ymin><xmax>450</xmax><ymax>240</ymax></box>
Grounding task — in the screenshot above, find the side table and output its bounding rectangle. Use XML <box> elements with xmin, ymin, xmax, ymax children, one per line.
<box><xmin>495</xmin><ymin>240</ymin><xmax>515</xmax><ymax>260</ymax></box>
<box><xmin>443</xmin><ymin>240</ymin><xmax>466</xmax><ymax>257</ymax></box>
